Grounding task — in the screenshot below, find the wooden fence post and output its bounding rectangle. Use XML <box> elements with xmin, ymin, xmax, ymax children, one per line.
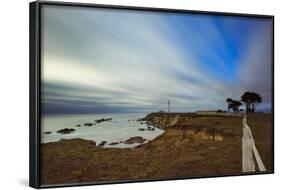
<box><xmin>242</xmin><ymin>115</ymin><xmax>266</xmax><ymax>172</ymax></box>
<box><xmin>242</xmin><ymin>136</ymin><xmax>255</xmax><ymax>172</ymax></box>
<box><xmin>242</xmin><ymin>116</ymin><xmax>255</xmax><ymax>172</ymax></box>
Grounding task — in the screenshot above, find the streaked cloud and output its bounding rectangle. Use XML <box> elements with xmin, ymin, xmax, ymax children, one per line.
<box><xmin>41</xmin><ymin>5</ymin><xmax>273</xmax><ymax>114</ymax></box>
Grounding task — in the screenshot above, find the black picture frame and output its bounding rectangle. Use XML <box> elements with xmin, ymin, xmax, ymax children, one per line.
<box><xmin>29</xmin><ymin>1</ymin><xmax>274</xmax><ymax>188</ymax></box>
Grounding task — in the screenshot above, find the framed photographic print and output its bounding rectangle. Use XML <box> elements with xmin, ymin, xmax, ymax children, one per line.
<box><xmin>29</xmin><ymin>0</ymin><xmax>274</xmax><ymax>188</ymax></box>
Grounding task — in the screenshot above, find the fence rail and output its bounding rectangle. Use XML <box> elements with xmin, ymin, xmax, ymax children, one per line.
<box><xmin>242</xmin><ymin>115</ymin><xmax>266</xmax><ymax>172</ymax></box>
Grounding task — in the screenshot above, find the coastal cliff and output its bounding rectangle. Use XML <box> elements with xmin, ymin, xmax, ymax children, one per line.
<box><xmin>140</xmin><ymin>112</ymin><xmax>244</xmax><ymax>142</ymax></box>
<box><xmin>142</xmin><ymin>112</ymin><xmax>241</xmax><ymax>130</ymax></box>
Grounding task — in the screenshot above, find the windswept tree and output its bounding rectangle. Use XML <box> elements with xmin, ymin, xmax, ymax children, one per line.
<box><xmin>240</xmin><ymin>92</ymin><xmax>262</xmax><ymax>113</ymax></box>
<box><xmin>226</xmin><ymin>98</ymin><xmax>233</xmax><ymax>112</ymax></box>
<box><xmin>231</xmin><ymin>100</ymin><xmax>242</xmax><ymax>113</ymax></box>
<box><xmin>226</xmin><ymin>98</ymin><xmax>242</xmax><ymax>113</ymax></box>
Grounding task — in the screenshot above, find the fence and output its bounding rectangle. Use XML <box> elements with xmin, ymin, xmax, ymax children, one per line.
<box><xmin>242</xmin><ymin>115</ymin><xmax>266</xmax><ymax>172</ymax></box>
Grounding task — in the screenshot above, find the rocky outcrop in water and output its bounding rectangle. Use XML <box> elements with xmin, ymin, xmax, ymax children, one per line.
<box><xmin>95</xmin><ymin>118</ymin><xmax>112</xmax><ymax>123</ymax></box>
<box><xmin>57</xmin><ymin>128</ymin><xmax>75</xmax><ymax>134</ymax></box>
<box><xmin>98</xmin><ymin>141</ymin><xmax>107</xmax><ymax>147</ymax></box>
<box><xmin>109</xmin><ymin>142</ymin><xmax>119</xmax><ymax>145</ymax></box>
<box><xmin>80</xmin><ymin>118</ymin><xmax>113</xmax><ymax>127</ymax></box>
<box><xmin>147</xmin><ymin>126</ymin><xmax>155</xmax><ymax>131</ymax></box>
<box><xmin>84</xmin><ymin>122</ymin><xmax>95</xmax><ymax>126</ymax></box>
<box><xmin>124</xmin><ymin>136</ymin><xmax>146</xmax><ymax>144</ymax></box>
<box><xmin>138</xmin><ymin>126</ymin><xmax>155</xmax><ymax>131</ymax></box>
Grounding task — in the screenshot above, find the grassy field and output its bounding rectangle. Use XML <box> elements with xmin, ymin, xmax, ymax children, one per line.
<box><xmin>41</xmin><ymin>113</ymin><xmax>272</xmax><ymax>185</ymax></box>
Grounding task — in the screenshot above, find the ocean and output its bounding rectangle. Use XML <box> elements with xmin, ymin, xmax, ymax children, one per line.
<box><xmin>41</xmin><ymin>113</ymin><xmax>164</xmax><ymax>148</ymax></box>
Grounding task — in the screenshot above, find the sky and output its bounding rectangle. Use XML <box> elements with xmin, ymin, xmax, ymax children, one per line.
<box><xmin>41</xmin><ymin>5</ymin><xmax>273</xmax><ymax>114</ymax></box>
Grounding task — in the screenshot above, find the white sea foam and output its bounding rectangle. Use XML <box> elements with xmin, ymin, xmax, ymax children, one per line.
<box><xmin>41</xmin><ymin>113</ymin><xmax>164</xmax><ymax>148</ymax></box>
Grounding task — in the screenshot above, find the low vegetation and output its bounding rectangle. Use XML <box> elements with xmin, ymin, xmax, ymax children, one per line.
<box><xmin>41</xmin><ymin>113</ymin><xmax>272</xmax><ymax>185</ymax></box>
